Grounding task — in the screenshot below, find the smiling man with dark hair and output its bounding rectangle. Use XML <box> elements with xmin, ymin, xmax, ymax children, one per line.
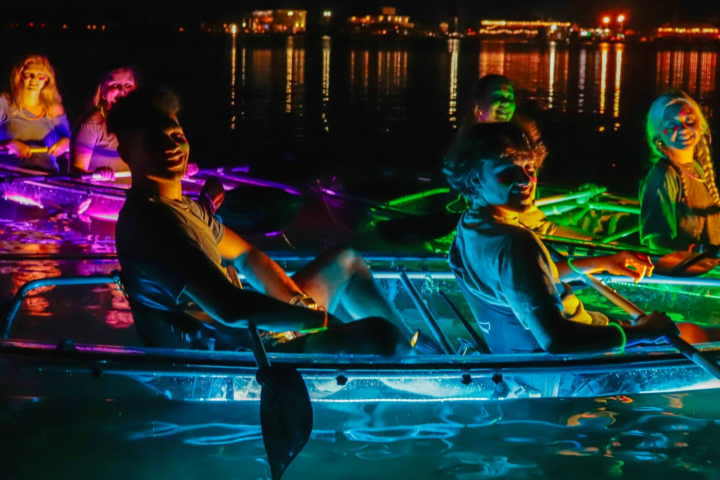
<box><xmin>109</xmin><ymin>87</ymin><xmax>411</xmax><ymax>355</ymax></box>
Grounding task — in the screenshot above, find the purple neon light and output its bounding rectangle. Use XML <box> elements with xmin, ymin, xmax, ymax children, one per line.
<box><xmin>264</xmin><ymin>231</ymin><xmax>282</xmax><ymax>237</ymax></box>
<box><xmin>3</xmin><ymin>193</ymin><xmax>44</xmax><ymax>209</ymax></box>
<box><xmin>88</xmin><ymin>211</ymin><xmax>119</xmax><ymax>222</ymax></box>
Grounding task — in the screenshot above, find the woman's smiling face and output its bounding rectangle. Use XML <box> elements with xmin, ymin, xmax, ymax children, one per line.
<box><xmin>659</xmin><ymin>101</ymin><xmax>702</xmax><ymax>153</ymax></box>
<box><xmin>20</xmin><ymin>63</ymin><xmax>48</xmax><ymax>92</ymax></box>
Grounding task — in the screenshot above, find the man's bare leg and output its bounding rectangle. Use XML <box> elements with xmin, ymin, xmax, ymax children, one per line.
<box><xmin>291</xmin><ymin>246</ymin><xmax>411</xmax><ymax>336</ymax></box>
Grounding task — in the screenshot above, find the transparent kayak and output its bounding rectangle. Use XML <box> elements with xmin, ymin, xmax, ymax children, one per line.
<box><xmin>1</xmin><ymin>255</ymin><xmax>719</xmax><ymax>404</ymax></box>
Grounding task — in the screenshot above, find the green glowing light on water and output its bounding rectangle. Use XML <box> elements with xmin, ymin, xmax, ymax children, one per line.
<box><xmin>605</xmin><ymin>279</ymin><xmax>720</xmax><ymax>300</ymax></box>
<box><xmin>387</xmin><ymin>188</ymin><xmax>450</xmax><ymax>207</ymax></box>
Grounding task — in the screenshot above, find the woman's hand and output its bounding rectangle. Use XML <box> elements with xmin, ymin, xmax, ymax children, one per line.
<box><xmin>600</xmin><ymin>251</ymin><xmax>654</xmax><ymax>283</ymax></box>
<box><xmin>48</xmin><ymin>138</ymin><xmax>70</xmax><ymax>157</ymax></box>
<box><xmin>5</xmin><ymin>139</ymin><xmax>32</xmax><ymax>159</ymax></box>
<box><xmin>184</xmin><ymin>162</ymin><xmax>200</xmax><ymax>179</ymax></box>
<box><xmin>93</xmin><ymin>166</ymin><xmax>115</xmax><ymax>182</ymax></box>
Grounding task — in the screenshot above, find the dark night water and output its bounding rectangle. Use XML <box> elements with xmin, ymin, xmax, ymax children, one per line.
<box><xmin>2</xmin><ymin>31</ymin><xmax>720</xmax><ymax>479</ymax></box>
<box><xmin>1</xmin><ymin>31</ymin><xmax>719</xmax><ymax>193</ymax></box>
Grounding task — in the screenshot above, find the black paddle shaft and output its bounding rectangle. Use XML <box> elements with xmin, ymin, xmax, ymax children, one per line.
<box><xmin>248</xmin><ymin>325</ymin><xmax>313</xmax><ymax>480</ymax></box>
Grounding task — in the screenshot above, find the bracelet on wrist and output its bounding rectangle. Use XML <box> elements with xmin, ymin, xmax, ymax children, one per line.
<box><xmin>566</xmin><ymin>258</ymin><xmax>585</xmax><ymax>276</ymax></box>
<box><xmin>298</xmin><ymin>306</ymin><xmax>329</xmax><ymax>335</ymax></box>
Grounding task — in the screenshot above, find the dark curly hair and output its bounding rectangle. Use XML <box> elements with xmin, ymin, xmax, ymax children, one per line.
<box><xmin>443</xmin><ymin>120</ymin><xmax>547</xmax><ymax>198</ymax></box>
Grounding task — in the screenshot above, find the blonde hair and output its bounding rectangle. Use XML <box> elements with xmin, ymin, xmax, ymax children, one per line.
<box><xmin>92</xmin><ymin>67</ymin><xmax>137</xmax><ymax>109</ymax></box>
<box><xmin>647</xmin><ymin>91</ymin><xmax>720</xmax><ymax>208</ymax></box>
<box><xmin>10</xmin><ymin>55</ymin><xmax>63</xmax><ymax>119</ymax></box>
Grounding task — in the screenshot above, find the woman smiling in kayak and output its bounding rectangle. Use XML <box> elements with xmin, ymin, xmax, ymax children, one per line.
<box><xmin>641</xmin><ymin>91</ymin><xmax>720</xmax><ymax>252</ymax></box>
<box><xmin>70</xmin><ymin>67</ymin><xmax>138</xmax><ymax>181</ymax></box>
<box><xmin>0</xmin><ymin>55</ymin><xmax>71</xmax><ymax>173</ymax></box>
<box><xmin>444</xmin><ymin>122</ymin><xmax>687</xmax><ymax>354</ymax></box>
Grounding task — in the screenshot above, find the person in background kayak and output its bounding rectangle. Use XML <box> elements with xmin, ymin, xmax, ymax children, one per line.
<box><xmin>109</xmin><ymin>87</ymin><xmax>411</xmax><ymax>355</ymax></box>
<box><xmin>641</xmin><ymin>91</ymin><xmax>720</xmax><ymax>252</ymax></box>
<box><xmin>465</xmin><ymin>74</ymin><xmax>593</xmax><ymax>241</ymax></box>
<box><xmin>443</xmin><ymin>122</ymin><xmax>718</xmax><ymax>354</ymax></box>
<box><xmin>71</xmin><ymin>67</ymin><xmax>199</xmax><ymax>182</ymax></box>
<box><xmin>70</xmin><ymin>67</ymin><xmax>137</xmax><ymax>181</ymax></box>
<box><xmin>465</xmin><ymin>74</ymin><xmax>516</xmax><ymax>125</ymax></box>
<box><xmin>0</xmin><ymin>55</ymin><xmax>70</xmax><ymax>173</ymax></box>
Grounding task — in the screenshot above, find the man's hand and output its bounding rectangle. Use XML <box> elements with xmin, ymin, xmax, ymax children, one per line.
<box><xmin>184</xmin><ymin>163</ymin><xmax>200</xmax><ymax>178</ymax></box>
<box><xmin>93</xmin><ymin>166</ymin><xmax>116</xmax><ymax>181</ymax></box>
<box><xmin>600</xmin><ymin>251</ymin><xmax>654</xmax><ymax>283</ymax></box>
<box><xmin>628</xmin><ymin>311</ymin><xmax>679</xmax><ymax>345</ymax></box>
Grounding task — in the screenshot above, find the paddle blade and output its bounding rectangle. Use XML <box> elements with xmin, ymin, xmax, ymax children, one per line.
<box><xmin>257</xmin><ymin>365</ymin><xmax>313</xmax><ymax>480</ymax></box>
<box><xmin>654</xmin><ymin>250</ymin><xmax>720</xmax><ymax>277</ymax></box>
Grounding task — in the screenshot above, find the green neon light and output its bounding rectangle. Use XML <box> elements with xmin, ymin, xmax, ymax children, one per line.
<box><xmin>388</xmin><ymin>188</ymin><xmax>450</xmax><ymax>206</ymax></box>
<box><xmin>600</xmin><ymin>226</ymin><xmax>640</xmax><ymax>243</ymax></box>
<box><xmin>586</xmin><ymin>202</ymin><xmax>641</xmax><ymax>215</ymax></box>
<box><xmin>539</xmin><ymin>202</ymin><xmax>579</xmax><ymax>216</ymax></box>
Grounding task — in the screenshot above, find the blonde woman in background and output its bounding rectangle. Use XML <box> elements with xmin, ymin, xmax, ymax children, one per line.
<box><xmin>641</xmin><ymin>91</ymin><xmax>720</xmax><ymax>252</ymax></box>
<box><xmin>0</xmin><ymin>55</ymin><xmax>71</xmax><ymax>172</ymax></box>
<box><xmin>71</xmin><ymin>67</ymin><xmax>138</xmax><ymax>181</ymax></box>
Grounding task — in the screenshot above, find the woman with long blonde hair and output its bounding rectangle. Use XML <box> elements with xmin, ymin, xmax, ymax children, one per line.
<box><xmin>0</xmin><ymin>55</ymin><xmax>71</xmax><ymax>172</ymax></box>
<box><xmin>640</xmin><ymin>91</ymin><xmax>720</xmax><ymax>251</ymax></box>
<box><xmin>70</xmin><ymin>67</ymin><xmax>138</xmax><ymax>180</ymax></box>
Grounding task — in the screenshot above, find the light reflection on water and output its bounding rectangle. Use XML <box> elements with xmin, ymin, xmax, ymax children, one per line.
<box><xmin>228</xmin><ymin>38</ymin><xmax>718</xmax><ymax>133</ymax></box>
<box><xmin>3</xmin><ymin>388</ymin><xmax>720</xmax><ymax>479</ymax></box>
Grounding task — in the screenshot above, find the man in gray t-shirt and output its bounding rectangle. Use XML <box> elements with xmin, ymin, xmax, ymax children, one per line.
<box><xmin>110</xmin><ymin>88</ymin><xmax>411</xmax><ymax>355</ymax></box>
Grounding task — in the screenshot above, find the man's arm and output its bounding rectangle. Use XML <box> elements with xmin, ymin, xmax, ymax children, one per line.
<box><xmin>218</xmin><ymin>226</ymin><xmax>304</xmax><ymax>302</ymax></box>
<box><xmin>182</xmin><ymin>256</ymin><xmax>328</xmax><ymax>332</ymax></box>
<box><xmin>527</xmin><ymin>305</ymin><xmax>672</xmax><ymax>354</ymax></box>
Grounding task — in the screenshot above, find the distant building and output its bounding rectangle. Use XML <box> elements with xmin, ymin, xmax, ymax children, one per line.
<box><xmin>242</xmin><ymin>10</ymin><xmax>307</xmax><ymax>34</ymax></box>
<box><xmin>655</xmin><ymin>26</ymin><xmax>720</xmax><ymax>41</ymax></box>
<box><xmin>347</xmin><ymin>6</ymin><xmax>414</xmax><ymax>35</ymax></box>
<box><xmin>475</xmin><ymin>20</ymin><xmax>571</xmax><ymax>41</ymax></box>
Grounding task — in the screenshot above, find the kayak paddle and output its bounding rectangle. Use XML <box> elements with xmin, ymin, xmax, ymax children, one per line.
<box><xmin>248</xmin><ymin>325</ymin><xmax>313</xmax><ymax>480</ymax></box>
<box><xmin>578</xmin><ymin>271</ymin><xmax>720</xmax><ymax>381</ymax></box>
<box><xmin>544</xmin><ymin>243</ymin><xmax>720</xmax><ymax>380</ymax></box>
<box><xmin>199</xmin><ymin>175</ymin><xmax>313</xmax><ymax>479</ymax></box>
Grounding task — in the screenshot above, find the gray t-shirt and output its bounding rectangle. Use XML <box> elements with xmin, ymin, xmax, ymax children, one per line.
<box><xmin>0</xmin><ymin>96</ymin><xmax>71</xmax><ymax>172</ymax></box>
<box><xmin>449</xmin><ymin>210</ymin><xmax>607</xmax><ymax>329</ymax></box>
<box><xmin>71</xmin><ymin>109</ymin><xmax>129</xmax><ymax>172</ymax></box>
<box><xmin>116</xmin><ymin>189</ymin><xmax>229</xmax><ymax>347</ymax></box>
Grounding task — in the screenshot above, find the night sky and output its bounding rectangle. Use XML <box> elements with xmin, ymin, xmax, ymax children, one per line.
<box><xmin>5</xmin><ymin>0</ymin><xmax>720</xmax><ymax>30</ymax></box>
